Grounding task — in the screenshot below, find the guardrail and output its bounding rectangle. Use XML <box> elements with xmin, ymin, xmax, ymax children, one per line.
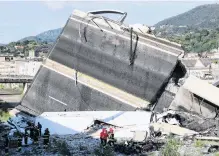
<box><xmin>0</xmin><ymin>75</ymin><xmax>34</xmax><ymax>83</ymax></box>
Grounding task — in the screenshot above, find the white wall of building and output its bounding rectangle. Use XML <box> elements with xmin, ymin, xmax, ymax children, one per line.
<box><xmin>15</xmin><ymin>61</ymin><xmax>42</xmax><ymax>76</ymax></box>
<box><xmin>0</xmin><ymin>60</ymin><xmax>42</xmax><ymax>76</ymax></box>
<box><xmin>0</xmin><ymin>61</ymin><xmax>16</xmax><ymax>75</ymax></box>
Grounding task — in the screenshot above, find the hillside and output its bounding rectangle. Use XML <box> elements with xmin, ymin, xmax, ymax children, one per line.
<box><xmin>19</xmin><ymin>28</ymin><xmax>62</xmax><ymax>43</ymax></box>
<box><xmin>154</xmin><ymin>4</ymin><xmax>219</xmax><ymax>38</ymax></box>
<box><xmin>168</xmin><ymin>28</ymin><xmax>219</xmax><ymax>53</ymax></box>
<box><xmin>154</xmin><ymin>4</ymin><xmax>219</xmax><ymax>53</ymax></box>
<box><xmin>155</xmin><ymin>4</ymin><xmax>219</xmax><ymax>29</ymax></box>
<box><xmin>36</xmin><ymin>28</ymin><xmax>62</xmax><ymax>42</ymax></box>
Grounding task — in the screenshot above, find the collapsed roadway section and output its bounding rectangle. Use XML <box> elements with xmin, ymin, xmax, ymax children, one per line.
<box><xmin>21</xmin><ymin>10</ymin><xmax>185</xmax><ymax>114</ymax></box>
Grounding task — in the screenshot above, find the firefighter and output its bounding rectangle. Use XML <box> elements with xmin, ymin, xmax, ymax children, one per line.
<box><xmin>29</xmin><ymin>123</ymin><xmax>34</xmax><ymax>140</ymax></box>
<box><xmin>108</xmin><ymin>127</ymin><xmax>115</xmax><ymax>146</ymax></box>
<box><xmin>17</xmin><ymin>132</ymin><xmax>22</xmax><ymax>152</ymax></box>
<box><xmin>37</xmin><ymin>122</ymin><xmax>42</xmax><ymax>136</ymax></box>
<box><xmin>43</xmin><ymin>128</ymin><xmax>50</xmax><ymax>149</ymax></box>
<box><xmin>3</xmin><ymin>134</ymin><xmax>9</xmax><ymax>156</ymax></box>
<box><xmin>24</xmin><ymin>129</ymin><xmax>28</xmax><ymax>146</ymax></box>
<box><xmin>100</xmin><ymin>128</ymin><xmax>108</xmax><ymax>146</ymax></box>
<box><xmin>33</xmin><ymin>126</ymin><xmax>39</xmax><ymax>144</ymax></box>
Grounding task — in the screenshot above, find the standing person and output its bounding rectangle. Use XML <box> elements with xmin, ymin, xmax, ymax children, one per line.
<box><xmin>100</xmin><ymin>128</ymin><xmax>108</xmax><ymax>146</ymax></box>
<box><xmin>33</xmin><ymin>126</ymin><xmax>39</xmax><ymax>144</ymax></box>
<box><xmin>108</xmin><ymin>128</ymin><xmax>115</xmax><ymax>146</ymax></box>
<box><xmin>37</xmin><ymin>122</ymin><xmax>42</xmax><ymax>137</ymax></box>
<box><xmin>24</xmin><ymin>129</ymin><xmax>29</xmax><ymax>146</ymax></box>
<box><xmin>3</xmin><ymin>134</ymin><xmax>9</xmax><ymax>156</ymax></box>
<box><xmin>43</xmin><ymin>128</ymin><xmax>50</xmax><ymax>149</ymax></box>
<box><xmin>108</xmin><ymin>128</ymin><xmax>114</xmax><ymax>138</ymax></box>
<box><xmin>17</xmin><ymin>132</ymin><xmax>22</xmax><ymax>152</ymax></box>
<box><xmin>29</xmin><ymin>123</ymin><xmax>34</xmax><ymax>140</ymax></box>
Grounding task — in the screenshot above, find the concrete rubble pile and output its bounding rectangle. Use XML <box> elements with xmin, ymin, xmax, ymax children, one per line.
<box><xmin>33</xmin><ymin>111</ymin><xmax>219</xmax><ymax>155</ymax></box>
<box><xmin>2</xmin><ymin>109</ymin><xmax>219</xmax><ymax>155</ymax></box>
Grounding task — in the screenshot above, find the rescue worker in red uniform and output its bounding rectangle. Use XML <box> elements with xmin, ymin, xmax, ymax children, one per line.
<box><xmin>100</xmin><ymin>128</ymin><xmax>108</xmax><ymax>146</ymax></box>
<box><xmin>108</xmin><ymin>128</ymin><xmax>115</xmax><ymax>146</ymax></box>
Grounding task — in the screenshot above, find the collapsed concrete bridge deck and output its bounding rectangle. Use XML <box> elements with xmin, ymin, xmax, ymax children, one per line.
<box><xmin>21</xmin><ymin>10</ymin><xmax>185</xmax><ymax>113</ymax></box>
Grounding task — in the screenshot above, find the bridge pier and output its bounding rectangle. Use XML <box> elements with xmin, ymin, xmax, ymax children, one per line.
<box><xmin>22</xmin><ymin>83</ymin><xmax>28</xmax><ymax>95</ymax></box>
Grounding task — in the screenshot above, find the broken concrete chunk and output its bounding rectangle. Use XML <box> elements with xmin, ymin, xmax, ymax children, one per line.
<box><xmin>132</xmin><ymin>130</ymin><xmax>148</xmax><ymax>142</ymax></box>
<box><xmin>169</xmin><ymin>78</ymin><xmax>217</xmax><ymax>118</ymax></box>
<box><xmin>151</xmin><ymin>122</ymin><xmax>198</xmax><ymax>136</ymax></box>
<box><xmin>195</xmin><ymin>136</ymin><xmax>219</xmax><ymax>141</ymax></box>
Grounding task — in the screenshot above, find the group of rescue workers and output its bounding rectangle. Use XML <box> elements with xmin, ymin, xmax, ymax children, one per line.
<box><xmin>100</xmin><ymin>127</ymin><xmax>115</xmax><ymax>147</ymax></box>
<box><xmin>3</xmin><ymin>122</ymin><xmax>50</xmax><ymax>155</ymax></box>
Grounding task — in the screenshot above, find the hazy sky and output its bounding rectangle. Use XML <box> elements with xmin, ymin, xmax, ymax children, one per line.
<box><xmin>0</xmin><ymin>1</ymin><xmax>217</xmax><ymax>44</ymax></box>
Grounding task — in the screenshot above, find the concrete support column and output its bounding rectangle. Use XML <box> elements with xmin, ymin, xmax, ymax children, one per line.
<box><xmin>22</xmin><ymin>83</ymin><xmax>28</xmax><ymax>95</ymax></box>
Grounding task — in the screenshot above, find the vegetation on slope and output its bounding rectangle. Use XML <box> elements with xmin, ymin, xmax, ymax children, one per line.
<box><xmin>154</xmin><ymin>4</ymin><xmax>219</xmax><ymax>53</ymax></box>
<box><xmin>167</xmin><ymin>28</ymin><xmax>219</xmax><ymax>53</ymax></box>
<box><xmin>0</xmin><ymin>39</ymin><xmax>52</xmax><ymax>58</ymax></box>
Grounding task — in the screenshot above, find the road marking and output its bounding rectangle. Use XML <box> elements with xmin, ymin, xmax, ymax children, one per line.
<box><xmin>49</xmin><ymin>96</ymin><xmax>68</xmax><ymax>106</ymax></box>
<box><xmin>42</xmin><ymin>59</ymin><xmax>150</xmax><ymax>108</ymax></box>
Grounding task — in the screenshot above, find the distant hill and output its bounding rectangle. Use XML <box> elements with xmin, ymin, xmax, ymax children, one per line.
<box><xmin>19</xmin><ymin>28</ymin><xmax>62</xmax><ymax>43</ymax></box>
<box><xmin>154</xmin><ymin>4</ymin><xmax>219</xmax><ymax>53</ymax></box>
<box><xmin>19</xmin><ymin>36</ymin><xmax>38</xmax><ymax>42</ymax></box>
<box><xmin>154</xmin><ymin>4</ymin><xmax>219</xmax><ymax>38</ymax></box>
<box><xmin>155</xmin><ymin>4</ymin><xmax>219</xmax><ymax>29</ymax></box>
<box><xmin>36</xmin><ymin>28</ymin><xmax>62</xmax><ymax>42</ymax></box>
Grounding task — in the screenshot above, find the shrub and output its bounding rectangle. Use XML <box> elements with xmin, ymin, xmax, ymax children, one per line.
<box><xmin>93</xmin><ymin>145</ymin><xmax>115</xmax><ymax>156</ymax></box>
<box><xmin>194</xmin><ymin>140</ymin><xmax>205</xmax><ymax>148</ymax></box>
<box><xmin>59</xmin><ymin>141</ymin><xmax>71</xmax><ymax>156</ymax></box>
<box><xmin>161</xmin><ymin>136</ymin><xmax>181</xmax><ymax>156</ymax></box>
<box><xmin>53</xmin><ymin>138</ymin><xmax>71</xmax><ymax>156</ymax></box>
<box><xmin>0</xmin><ymin>109</ymin><xmax>11</xmax><ymax>122</ymax></box>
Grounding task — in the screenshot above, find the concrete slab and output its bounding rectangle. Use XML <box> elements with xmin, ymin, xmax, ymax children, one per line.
<box><xmin>183</xmin><ymin>76</ymin><xmax>219</xmax><ymax>107</ymax></box>
<box><xmin>169</xmin><ymin>76</ymin><xmax>219</xmax><ymax>118</ymax></box>
<box><xmin>22</xmin><ymin>9</ymin><xmax>184</xmax><ymax>113</ymax></box>
<box><xmin>35</xmin><ymin>111</ymin><xmax>151</xmax><ymax>135</ymax></box>
<box><xmin>151</xmin><ymin>122</ymin><xmax>198</xmax><ymax>136</ymax></box>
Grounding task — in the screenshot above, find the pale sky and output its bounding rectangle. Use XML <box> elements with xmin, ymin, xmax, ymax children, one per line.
<box><xmin>0</xmin><ymin>1</ymin><xmax>217</xmax><ymax>44</ymax></box>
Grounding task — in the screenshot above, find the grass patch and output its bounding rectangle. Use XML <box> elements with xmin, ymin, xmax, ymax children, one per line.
<box><xmin>161</xmin><ymin>136</ymin><xmax>182</xmax><ymax>156</ymax></box>
<box><xmin>0</xmin><ymin>109</ymin><xmax>11</xmax><ymax>122</ymax></box>
<box><xmin>215</xmin><ymin>153</ymin><xmax>219</xmax><ymax>156</ymax></box>
<box><xmin>194</xmin><ymin>140</ymin><xmax>205</xmax><ymax>148</ymax></box>
<box><xmin>53</xmin><ymin>138</ymin><xmax>71</xmax><ymax>156</ymax></box>
<box><xmin>194</xmin><ymin>140</ymin><xmax>219</xmax><ymax>148</ymax></box>
<box><xmin>0</xmin><ymin>84</ymin><xmax>4</xmax><ymax>89</ymax></box>
<box><xmin>94</xmin><ymin>145</ymin><xmax>115</xmax><ymax>156</ymax></box>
